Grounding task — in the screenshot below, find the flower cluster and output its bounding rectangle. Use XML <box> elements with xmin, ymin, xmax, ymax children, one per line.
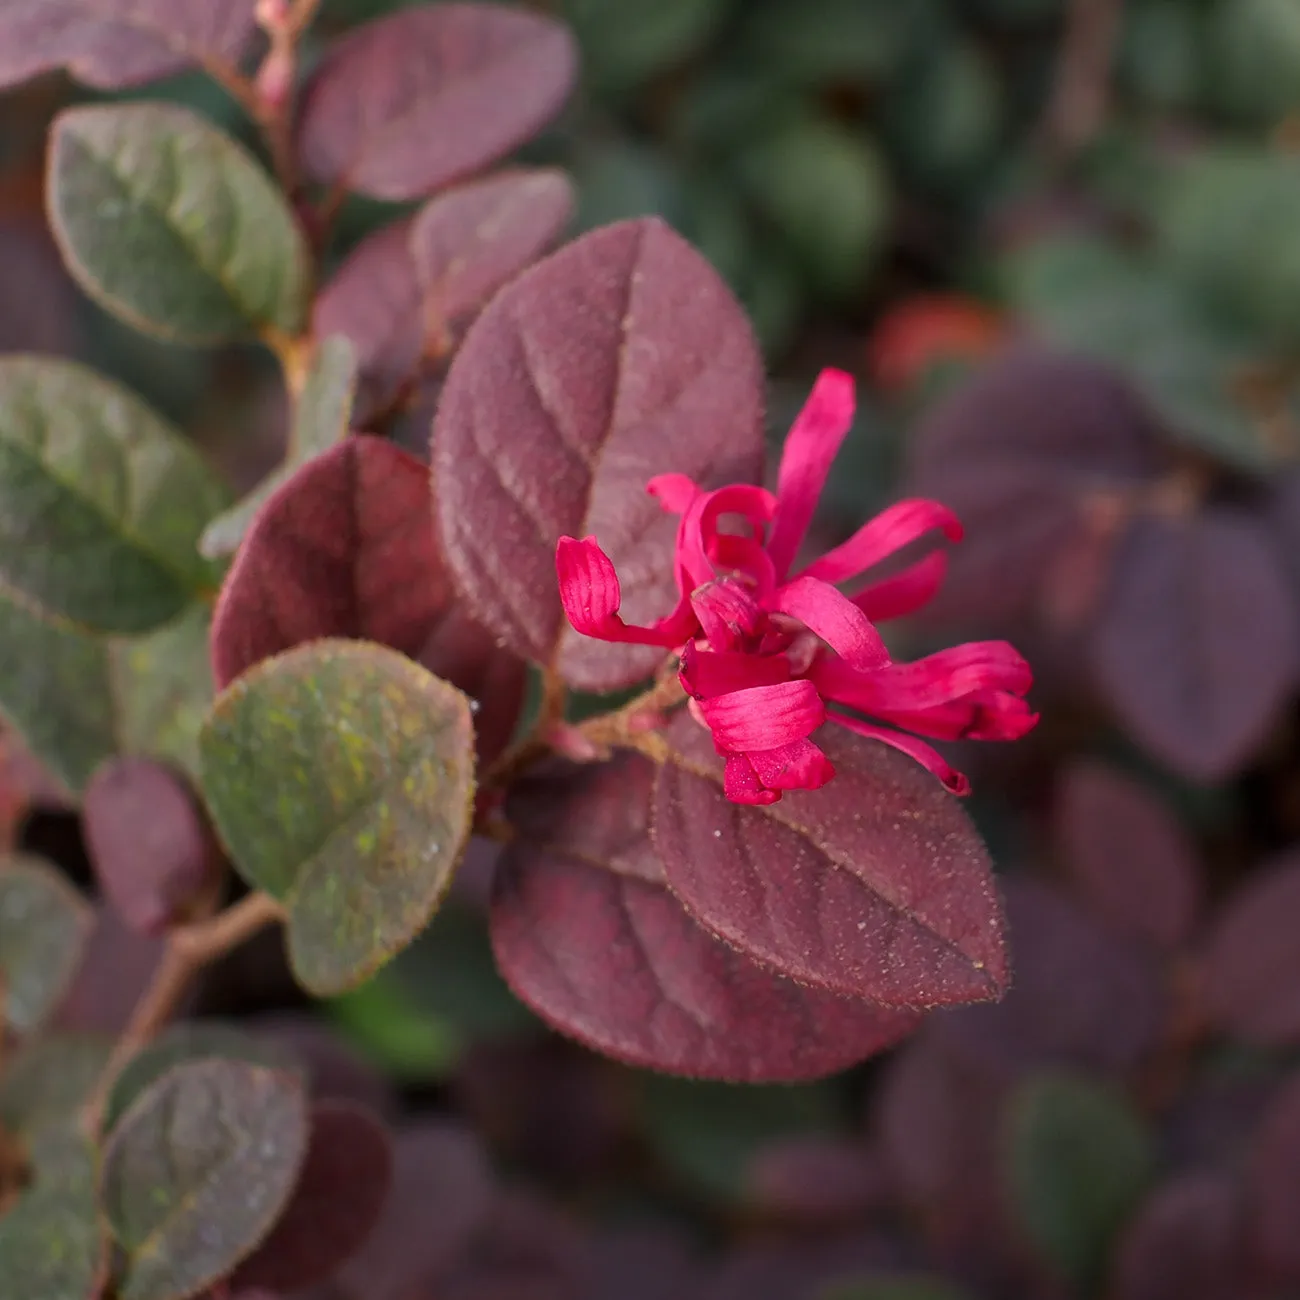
<box><xmin>556</xmin><ymin>369</ymin><xmax>1037</xmax><ymax>804</ymax></box>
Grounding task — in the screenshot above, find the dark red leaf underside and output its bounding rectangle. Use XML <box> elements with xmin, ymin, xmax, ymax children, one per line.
<box><xmin>432</xmin><ymin>217</ymin><xmax>766</xmax><ymax>691</ymax></box>
<box><xmin>1056</xmin><ymin>762</ymin><xmax>1202</xmax><ymax>950</ymax></box>
<box><xmin>0</xmin><ymin>1</ymin><xmax>258</xmax><ymax>90</ymax></box>
<box><xmin>490</xmin><ymin>753</ymin><xmax>920</xmax><ymax>1081</ymax></box>
<box><xmin>295</xmin><ymin>3</ymin><xmax>577</xmax><ymax>201</ymax></box>
<box><xmin>652</xmin><ymin>714</ymin><xmax>1007</xmax><ymax>1009</ymax></box>
<box><xmin>232</xmin><ymin>1101</ymin><xmax>393</xmax><ymax>1291</ymax></box>
<box><xmin>1087</xmin><ymin>510</ymin><xmax>1299</xmax><ymax>782</ymax></box>
<box><xmin>82</xmin><ymin>757</ymin><xmax>220</xmax><ymax>935</ymax></box>
<box><xmin>1201</xmin><ymin>852</ymin><xmax>1300</xmax><ymax>1046</ymax></box>
<box><xmin>906</xmin><ymin>348</ymin><xmax>1163</xmax><ymax>626</ymax></box>
<box><xmin>209</xmin><ymin>435</ymin><xmax>525</xmax><ymax>764</ymax></box>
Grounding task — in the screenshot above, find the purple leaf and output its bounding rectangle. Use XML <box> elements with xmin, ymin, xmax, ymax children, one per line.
<box><xmin>653</xmin><ymin>713</ymin><xmax>1007</xmax><ymax>1009</ymax></box>
<box><xmin>1202</xmin><ymin>852</ymin><xmax>1300</xmax><ymax>1046</ymax></box>
<box><xmin>82</xmin><ymin>757</ymin><xmax>221</xmax><ymax>935</ymax></box>
<box><xmin>1245</xmin><ymin>1070</ymin><xmax>1300</xmax><ymax>1280</ymax></box>
<box><xmin>906</xmin><ymin>348</ymin><xmax>1163</xmax><ymax>627</ymax></box>
<box><xmin>295</xmin><ymin>3</ymin><xmax>577</xmax><ymax>201</ymax></box>
<box><xmin>1087</xmin><ymin>510</ymin><xmax>1299</xmax><ymax>782</ymax></box>
<box><xmin>432</xmin><ymin>217</ymin><xmax>765</xmax><ymax>690</ymax></box>
<box><xmin>0</xmin><ymin>1</ymin><xmax>258</xmax><ymax>90</ymax></box>
<box><xmin>491</xmin><ymin>753</ymin><xmax>920</xmax><ymax>1081</ymax></box>
<box><xmin>210</xmin><ymin>435</ymin><xmax>525</xmax><ymax>765</ymax></box>
<box><xmin>1055</xmin><ymin>762</ymin><xmax>1202</xmax><ymax>949</ymax></box>
<box><xmin>746</xmin><ymin>1136</ymin><xmax>889</xmax><ymax>1226</ymax></box>
<box><xmin>232</xmin><ymin>1101</ymin><xmax>393</xmax><ymax>1292</ymax></box>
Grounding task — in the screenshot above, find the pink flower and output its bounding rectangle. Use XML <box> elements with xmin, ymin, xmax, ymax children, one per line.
<box><xmin>556</xmin><ymin>368</ymin><xmax>1037</xmax><ymax>804</ymax></box>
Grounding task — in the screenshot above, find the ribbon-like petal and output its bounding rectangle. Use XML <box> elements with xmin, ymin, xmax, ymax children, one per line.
<box><xmin>798</xmin><ymin>499</ymin><xmax>963</xmax><ymax>587</ymax></box>
<box><xmin>769</xmin><ymin>576</ymin><xmax>890</xmax><ymax>671</ymax></box>
<box><xmin>698</xmin><ymin>679</ymin><xmax>826</xmax><ymax>753</ymax></box>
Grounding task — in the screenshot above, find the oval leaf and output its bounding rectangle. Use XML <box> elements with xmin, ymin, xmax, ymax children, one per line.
<box><xmin>49</xmin><ymin>103</ymin><xmax>310</xmax><ymax>342</ymax></box>
<box><xmin>1004</xmin><ymin>1073</ymin><xmax>1155</xmax><ymax>1290</ymax></box>
<box><xmin>0</xmin><ymin>594</ymin><xmax>213</xmax><ymax>794</ymax></box>
<box><xmin>84</xmin><ymin>757</ymin><xmax>221</xmax><ymax>934</ymax></box>
<box><xmin>0</xmin><ymin>357</ymin><xmax>227</xmax><ymax>631</ymax></box>
<box><xmin>432</xmin><ymin>216</ymin><xmax>766</xmax><ymax>690</ymax></box>
<box><xmin>653</xmin><ymin>714</ymin><xmax>1006</xmax><ymax>1009</ymax></box>
<box><xmin>0</xmin><ymin>2</ymin><xmax>258</xmax><ymax>90</ymax></box>
<box><xmin>209</xmin><ymin>436</ymin><xmax>525</xmax><ymax>765</ymax></box>
<box><xmin>492</xmin><ymin>754</ymin><xmax>920</xmax><ymax>1081</ymax></box>
<box><xmin>1201</xmin><ymin>851</ymin><xmax>1300</xmax><ymax>1045</ymax></box>
<box><xmin>295</xmin><ymin>3</ymin><xmax>577</xmax><ymax>200</ymax></box>
<box><xmin>199</xmin><ymin>335</ymin><xmax>358</xmax><ymax>559</ymax></box>
<box><xmin>102</xmin><ymin>1058</ymin><xmax>310</xmax><ymax>1300</ymax></box>
<box><xmin>198</xmin><ymin>639</ymin><xmax>476</xmax><ymax>995</ymax></box>
<box><xmin>1056</xmin><ymin>762</ymin><xmax>1202</xmax><ymax>950</ymax></box>
<box><xmin>0</xmin><ymin>853</ymin><xmax>92</xmax><ymax>1032</ymax></box>
<box><xmin>1087</xmin><ymin>510</ymin><xmax>1299</xmax><ymax>781</ymax></box>
<box><xmin>232</xmin><ymin>1101</ymin><xmax>393</xmax><ymax>1291</ymax></box>
<box><xmin>0</xmin><ymin>1128</ymin><xmax>106</xmax><ymax>1300</ymax></box>
<box><xmin>0</xmin><ymin>1032</ymin><xmax>111</xmax><ymax>1138</ymax></box>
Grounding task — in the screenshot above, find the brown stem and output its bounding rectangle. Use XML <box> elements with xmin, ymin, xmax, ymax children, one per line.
<box><xmin>1042</xmin><ymin>0</ymin><xmax>1125</xmax><ymax>161</ymax></box>
<box><xmin>81</xmin><ymin>891</ymin><xmax>286</xmax><ymax>1135</ymax></box>
<box><xmin>480</xmin><ymin>669</ymin><xmax>569</xmax><ymax>790</ymax></box>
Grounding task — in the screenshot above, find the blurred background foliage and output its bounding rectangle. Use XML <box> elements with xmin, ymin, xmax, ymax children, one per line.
<box><xmin>10</xmin><ymin>2</ymin><xmax>1300</xmax><ymax>1292</ymax></box>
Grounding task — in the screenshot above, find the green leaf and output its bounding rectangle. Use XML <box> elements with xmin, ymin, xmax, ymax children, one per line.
<box><xmin>1156</xmin><ymin>147</ymin><xmax>1300</xmax><ymax>351</ymax></box>
<box><xmin>0</xmin><ymin>595</ymin><xmax>214</xmax><ymax>794</ymax></box>
<box><xmin>639</xmin><ymin>1074</ymin><xmax>840</xmax><ymax>1200</ymax></box>
<box><xmin>48</xmin><ymin>103</ymin><xmax>310</xmax><ymax>343</ymax></box>
<box><xmin>199</xmin><ymin>335</ymin><xmax>358</xmax><ymax>559</ymax></box>
<box><xmin>102</xmin><ymin>1058</ymin><xmax>310</xmax><ymax>1300</ymax></box>
<box><xmin>0</xmin><ymin>1033</ymin><xmax>111</xmax><ymax>1138</ymax></box>
<box><xmin>1003</xmin><ymin>236</ymin><xmax>1275</xmax><ymax>472</ymax></box>
<box><xmin>1206</xmin><ymin>0</ymin><xmax>1300</xmax><ymax>125</ymax></box>
<box><xmin>105</xmin><ymin>1022</ymin><xmax>301</xmax><ymax>1137</ymax></box>
<box><xmin>735</xmin><ymin>112</ymin><xmax>889</xmax><ymax>304</ymax></box>
<box><xmin>0</xmin><ymin>357</ymin><xmax>228</xmax><ymax>632</ymax></box>
<box><xmin>1004</xmin><ymin>1073</ymin><xmax>1155</xmax><ymax>1290</ymax></box>
<box><xmin>198</xmin><ymin>640</ymin><xmax>476</xmax><ymax>995</ymax></box>
<box><xmin>0</xmin><ymin>1127</ymin><xmax>106</xmax><ymax>1300</ymax></box>
<box><xmin>0</xmin><ymin>854</ymin><xmax>93</xmax><ymax>1032</ymax></box>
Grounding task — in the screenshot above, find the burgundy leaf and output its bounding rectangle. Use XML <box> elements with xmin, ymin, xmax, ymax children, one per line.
<box><xmin>1056</xmin><ymin>762</ymin><xmax>1202</xmax><ymax>949</ymax></box>
<box><xmin>746</xmin><ymin>1136</ymin><xmax>889</xmax><ymax>1226</ymax></box>
<box><xmin>330</xmin><ymin>1121</ymin><xmax>494</xmax><ymax>1300</ymax></box>
<box><xmin>312</xmin><ymin>216</ymin><xmax>422</xmax><ymax>424</ymax></box>
<box><xmin>413</xmin><ymin>167</ymin><xmax>573</xmax><ymax>327</ymax></box>
<box><xmin>1245</xmin><ymin>1070</ymin><xmax>1300</xmax><ymax>1280</ymax></box>
<box><xmin>491</xmin><ymin>753</ymin><xmax>920</xmax><ymax>1082</ymax></box>
<box><xmin>82</xmin><ymin>757</ymin><xmax>221</xmax><ymax>935</ymax></box>
<box><xmin>0</xmin><ymin>1</ymin><xmax>258</xmax><ymax>89</ymax></box>
<box><xmin>697</xmin><ymin>1237</ymin><xmax>904</xmax><ymax>1300</ymax></box>
<box><xmin>432</xmin><ymin>217</ymin><xmax>766</xmax><ymax>690</ymax></box>
<box><xmin>232</xmin><ymin>1101</ymin><xmax>393</xmax><ymax>1292</ymax></box>
<box><xmin>1111</xmin><ymin>1173</ymin><xmax>1244</xmax><ymax>1300</ymax></box>
<box><xmin>209</xmin><ymin>435</ymin><xmax>525</xmax><ymax>764</ymax></box>
<box><xmin>53</xmin><ymin>905</ymin><xmax>167</xmax><ymax>1034</ymax></box>
<box><xmin>1202</xmin><ymin>852</ymin><xmax>1300</xmax><ymax>1046</ymax></box>
<box><xmin>906</xmin><ymin>348</ymin><xmax>1163</xmax><ymax>626</ymax></box>
<box><xmin>295</xmin><ymin>4</ymin><xmax>577</xmax><ymax>201</ymax></box>
<box><xmin>1087</xmin><ymin>510</ymin><xmax>1299</xmax><ymax>782</ymax></box>
<box><xmin>932</xmin><ymin>878</ymin><xmax>1164</xmax><ymax>1077</ymax></box>
<box><xmin>653</xmin><ymin>713</ymin><xmax>1007</xmax><ymax>1009</ymax></box>
<box><xmin>581</xmin><ymin>1226</ymin><xmax>702</xmax><ymax>1300</ymax></box>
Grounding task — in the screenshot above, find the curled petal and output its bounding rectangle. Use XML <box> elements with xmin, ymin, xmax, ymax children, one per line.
<box><xmin>709</xmin><ymin>533</ymin><xmax>778</xmax><ymax>598</ymax></box>
<box><xmin>854</xmin><ymin>550</ymin><xmax>949</xmax><ymax>622</ymax></box>
<box><xmin>724</xmin><ymin>755</ymin><xmax>781</xmax><ymax>805</ymax></box>
<box><xmin>769</xmin><ymin>576</ymin><xmax>890</xmax><ymax>671</ymax></box>
<box><xmin>767</xmin><ymin>368</ymin><xmax>856</xmax><ymax>579</ymax></box>
<box><xmin>831</xmin><ymin>714</ymin><xmax>971</xmax><ymax>796</ymax></box>
<box><xmin>680</xmin><ymin>642</ymin><xmax>792</xmax><ymax>699</ymax></box>
<box><xmin>799</xmin><ymin>499</ymin><xmax>964</xmax><ymax>587</ymax></box>
<box><xmin>648</xmin><ymin>473</ymin><xmax>703</xmax><ymax>515</ymax></box>
<box><xmin>748</xmin><ymin>738</ymin><xmax>835</xmax><ymax>791</ymax></box>
<box><xmin>691</xmin><ymin>579</ymin><xmax>762</xmax><ymax>650</ymax></box>
<box><xmin>812</xmin><ymin>641</ymin><xmax>1031</xmax><ymax>715</ymax></box>
<box><xmin>556</xmin><ymin>536</ymin><xmax>696</xmax><ymax>647</ymax></box>
<box><xmin>699</xmin><ymin>680</ymin><xmax>825</xmax><ymax>753</ymax></box>
<box><xmin>678</xmin><ymin>484</ymin><xmax>777</xmax><ymax>590</ymax></box>
<box><xmin>883</xmin><ymin>693</ymin><xmax>1040</xmax><ymax>743</ymax></box>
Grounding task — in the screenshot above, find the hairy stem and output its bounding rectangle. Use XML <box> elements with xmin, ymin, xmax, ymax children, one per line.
<box><xmin>81</xmin><ymin>891</ymin><xmax>286</xmax><ymax>1134</ymax></box>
